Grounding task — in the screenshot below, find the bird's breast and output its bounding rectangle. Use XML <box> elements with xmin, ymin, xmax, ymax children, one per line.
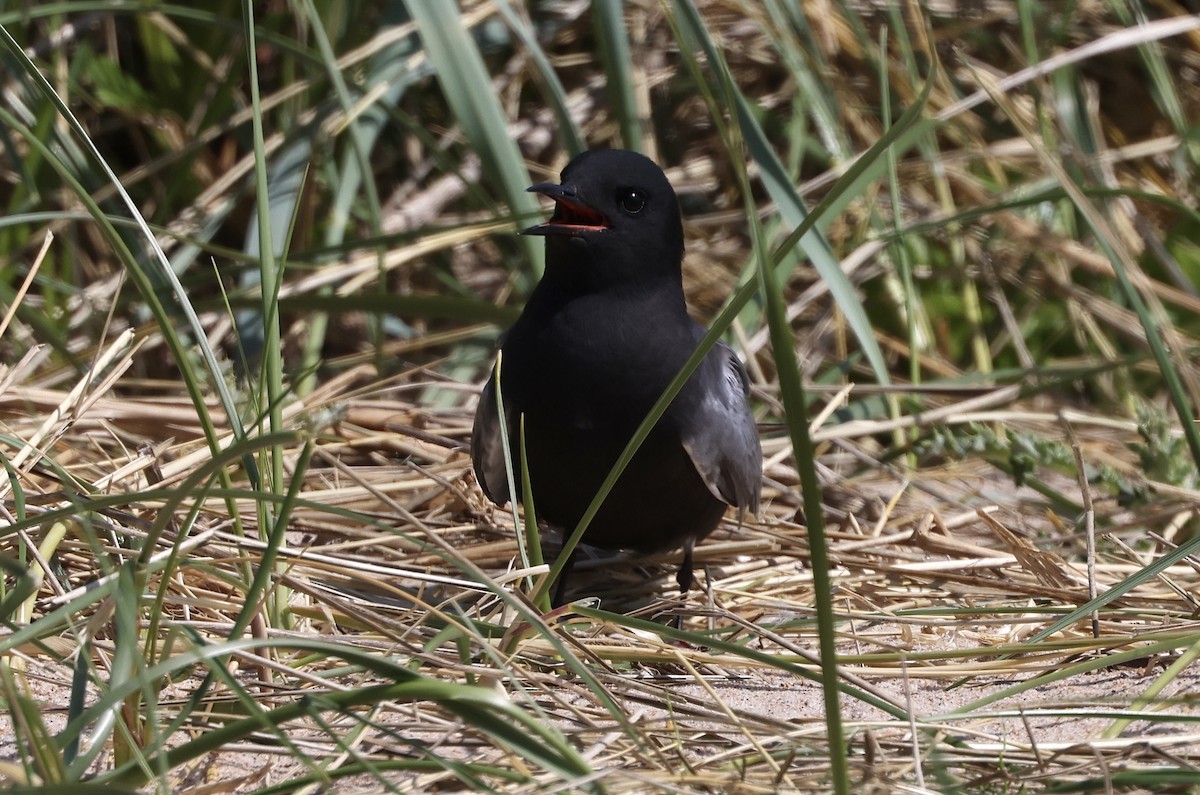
<box><xmin>501</xmin><ymin>288</ymin><xmax>696</xmax><ymax>429</ymax></box>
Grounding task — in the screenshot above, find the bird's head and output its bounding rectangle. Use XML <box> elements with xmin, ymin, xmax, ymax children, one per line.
<box><xmin>522</xmin><ymin>149</ymin><xmax>685</xmax><ymax>287</ymax></box>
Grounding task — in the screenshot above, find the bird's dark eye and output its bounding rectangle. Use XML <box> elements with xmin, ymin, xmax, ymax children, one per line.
<box><xmin>618</xmin><ymin>190</ymin><xmax>646</xmax><ymax>215</ymax></box>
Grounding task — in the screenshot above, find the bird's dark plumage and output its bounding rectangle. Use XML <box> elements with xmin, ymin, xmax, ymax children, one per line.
<box><xmin>472</xmin><ymin>149</ymin><xmax>761</xmax><ymax>604</ymax></box>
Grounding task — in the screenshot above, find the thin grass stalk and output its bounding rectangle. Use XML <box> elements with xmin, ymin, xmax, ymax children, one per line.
<box><xmin>518</xmin><ymin>415</ymin><xmax>546</xmax><ymax>600</ymax></box>
<box><xmin>756</xmin><ymin>213</ymin><xmax>850</xmax><ymax>794</ymax></box>
<box><xmin>719</xmin><ymin>53</ymin><xmax>852</xmax><ymax>795</ymax></box>
<box><xmin>0</xmin><ymin>231</ymin><xmax>48</xmax><ymax>342</ymax></box>
<box><xmin>940</xmin><ymin>633</ymin><xmax>1200</xmax><ymax>720</ymax></box>
<box><xmin>15</xmin><ymin>519</ymin><xmax>66</xmax><ymax>626</ymax></box>
<box><xmin>241</xmin><ymin>0</ymin><xmax>289</xmax><ymax>627</ymax></box>
<box><xmin>110</xmin><ymin>564</ymin><xmax>148</xmax><ymax>774</ymax></box>
<box><xmin>1101</xmin><ymin>635</ymin><xmax>1200</xmax><ymax>739</ymax></box>
<box><xmin>593</xmin><ymin>0</ymin><xmax>641</xmax><ymax>150</ymax></box>
<box><xmin>0</xmin><ymin>553</ymin><xmax>38</xmax><ymax>635</ymax></box>
<box><xmin>667</xmin><ymin>0</ymin><xmax>860</xmax><ymax>780</ymax></box>
<box><xmin>141</xmin><ymin>431</ymin><xmax>305</xmax><ymax>666</ymax></box>
<box><xmin>760</xmin><ymin>0</ymin><xmax>852</xmax><ymax>160</ymax></box>
<box><xmin>129</xmin><ymin>433</ymin><xmax>303</xmax><ymax>754</ymax></box>
<box><xmin>1108</xmin><ymin>0</ymin><xmax>1189</xmax><ymax>136</ymax></box>
<box><xmin>248</xmin><ymin>761</ymin><xmax>528</xmax><ymax>794</ymax></box>
<box><xmin>490</xmin><ymin>353</ymin><xmax>525</xmax><ymax>556</ymax></box>
<box><xmin>479</xmin><ymin>370</ymin><xmax>548</xmax><ymax>616</ymax></box>
<box><xmin>0</xmin><ymin>454</ymin><xmax>26</xmax><ymax>530</ymax></box>
<box><xmin>296</xmin><ymin>0</ymin><xmax>382</xmax><ymax>398</ymax></box>
<box><xmin>0</xmin><ymin>659</ymin><xmax>66</xmax><ymax>784</ymax></box>
<box><xmin>488</xmin><ymin>353</ymin><xmax>547</xmax><ymax>606</ymax></box>
<box><xmin>877</xmin><ymin>25</ymin><xmax>921</xmax><ymax>464</ymax></box>
<box><xmin>63</xmin><ymin>651</ymin><xmax>90</xmax><ymax>767</ymax></box>
<box><xmin>230</xmin><ymin>440</ymin><xmax>315</xmax><ymax>640</ymax></box>
<box><xmin>662</xmin><ymin>8</ymin><xmax>939</xmax><ymax>786</ymax></box>
<box><xmin>881</xmin><ymin>29</ymin><xmax>919</xmax><ymax>390</ymax></box>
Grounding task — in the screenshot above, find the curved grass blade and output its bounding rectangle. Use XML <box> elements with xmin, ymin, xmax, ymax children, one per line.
<box><xmin>0</xmin><ymin>24</ymin><xmax>255</xmax><ymax>486</ymax></box>
<box><xmin>70</xmin><ymin>637</ymin><xmax>598</xmax><ymax>793</ymax></box>
<box><xmin>539</xmin><ymin>3</ymin><xmax>937</xmax><ymax>606</ymax></box>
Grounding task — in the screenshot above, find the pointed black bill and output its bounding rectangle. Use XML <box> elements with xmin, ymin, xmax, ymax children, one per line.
<box><xmin>522</xmin><ymin>182</ymin><xmax>609</xmax><ymax>236</ymax></box>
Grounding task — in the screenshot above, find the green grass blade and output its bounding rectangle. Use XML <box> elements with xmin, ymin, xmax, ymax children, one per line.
<box><xmin>406</xmin><ymin>2</ymin><xmax>544</xmax><ymax>280</ymax></box>
<box><xmin>593</xmin><ymin>0</ymin><xmax>641</xmax><ymax>150</ymax></box>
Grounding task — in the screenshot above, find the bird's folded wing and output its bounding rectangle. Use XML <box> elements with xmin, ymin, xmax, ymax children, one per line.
<box><xmin>471</xmin><ymin>376</ymin><xmax>511</xmax><ymax>505</ymax></box>
<box><xmin>680</xmin><ymin>341</ymin><xmax>762</xmax><ymax>513</ymax></box>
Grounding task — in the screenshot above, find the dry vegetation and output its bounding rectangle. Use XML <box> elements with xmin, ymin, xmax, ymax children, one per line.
<box><xmin>2</xmin><ymin>1</ymin><xmax>1200</xmax><ymax>793</ymax></box>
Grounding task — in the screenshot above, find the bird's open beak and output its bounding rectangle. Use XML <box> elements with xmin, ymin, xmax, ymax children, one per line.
<box><xmin>521</xmin><ymin>182</ymin><xmax>609</xmax><ymax>236</ymax></box>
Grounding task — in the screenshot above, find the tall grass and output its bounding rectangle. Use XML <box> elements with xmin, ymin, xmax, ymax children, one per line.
<box><xmin>0</xmin><ymin>2</ymin><xmax>1199</xmax><ymax>792</ymax></box>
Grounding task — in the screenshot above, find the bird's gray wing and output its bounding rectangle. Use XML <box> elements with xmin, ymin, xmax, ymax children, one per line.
<box><xmin>471</xmin><ymin>374</ymin><xmax>512</xmax><ymax>505</ymax></box>
<box><xmin>679</xmin><ymin>340</ymin><xmax>762</xmax><ymax>513</ymax></box>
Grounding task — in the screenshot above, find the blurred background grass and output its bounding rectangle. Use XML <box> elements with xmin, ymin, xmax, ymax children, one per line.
<box><xmin>2</xmin><ymin>1</ymin><xmax>1200</xmax><ymax>792</ymax></box>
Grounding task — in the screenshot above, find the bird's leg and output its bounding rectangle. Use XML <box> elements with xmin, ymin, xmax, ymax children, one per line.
<box><xmin>671</xmin><ymin>537</ymin><xmax>697</xmax><ymax>630</ymax></box>
<box><xmin>676</xmin><ymin>537</ymin><xmax>695</xmax><ymax>595</ymax></box>
<box><xmin>551</xmin><ymin>547</ymin><xmax>578</xmax><ymax>608</ymax></box>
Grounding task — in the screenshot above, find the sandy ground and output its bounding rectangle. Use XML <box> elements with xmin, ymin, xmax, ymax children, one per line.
<box><xmin>5</xmin><ymin>635</ymin><xmax>1199</xmax><ymax>793</ymax></box>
